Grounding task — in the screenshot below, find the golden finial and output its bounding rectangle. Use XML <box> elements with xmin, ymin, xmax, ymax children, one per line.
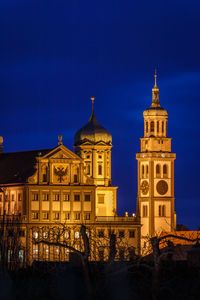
<box><xmin>90</xmin><ymin>97</ymin><xmax>95</xmax><ymax>104</ymax></box>
<box><xmin>90</xmin><ymin>97</ymin><xmax>95</xmax><ymax>114</ymax></box>
<box><xmin>154</xmin><ymin>69</ymin><xmax>157</xmax><ymax>87</ymax></box>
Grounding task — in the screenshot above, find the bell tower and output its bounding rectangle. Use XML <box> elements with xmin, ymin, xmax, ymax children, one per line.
<box><xmin>136</xmin><ymin>72</ymin><xmax>176</xmax><ymax>248</ymax></box>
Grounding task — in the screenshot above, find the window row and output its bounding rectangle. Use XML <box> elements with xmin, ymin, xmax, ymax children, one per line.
<box><xmin>32</xmin><ymin>211</ymin><xmax>91</xmax><ymax>221</ymax></box>
<box><xmin>145</xmin><ymin>120</ymin><xmax>166</xmax><ymax>135</ymax></box>
<box><xmin>142</xmin><ymin>205</ymin><xmax>166</xmax><ymax>217</ymax></box>
<box><xmin>0</xmin><ymin>193</ymin><xmax>22</xmax><ymax>202</ymax></box>
<box><xmin>32</xmin><ymin>230</ymin><xmax>87</xmax><ymax>240</ymax></box>
<box><xmin>31</xmin><ymin>193</ymin><xmax>91</xmax><ymax>202</ymax></box>
<box><xmin>156</xmin><ymin>164</ymin><xmax>168</xmax><ymax>177</ymax></box>
<box><xmin>98</xmin><ymin>247</ymin><xmax>136</xmax><ymax>261</ymax></box>
<box><xmin>97</xmin><ymin>229</ymin><xmax>135</xmax><ymax>239</ymax></box>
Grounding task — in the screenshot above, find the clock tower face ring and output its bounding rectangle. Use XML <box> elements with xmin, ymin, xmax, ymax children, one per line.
<box><xmin>156</xmin><ymin>180</ymin><xmax>168</xmax><ymax>195</ymax></box>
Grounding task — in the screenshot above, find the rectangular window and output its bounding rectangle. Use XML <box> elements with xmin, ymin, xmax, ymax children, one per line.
<box><xmin>42</xmin><ymin>193</ymin><xmax>49</xmax><ymax>201</ymax></box>
<box><xmin>0</xmin><ymin>194</ymin><xmax>2</xmax><ymax>202</ymax></box>
<box><xmin>84</xmin><ymin>213</ymin><xmax>91</xmax><ymax>220</ymax></box>
<box><xmin>11</xmin><ymin>194</ymin><xmax>15</xmax><ymax>201</ymax></box>
<box><xmin>64</xmin><ymin>212</ymin><xmax>70</xmax><ymax>220</ymax></box>
<box><xmin>33</xmin><ymin>244</ymin><xmax>39</xmax><ymax>260</ymax></box>
<box><xmin>19</xmin><ymin>249</ymin><xmax>24</xmax><ymax>263</ymax></box>
<box><xmin>74</xmin><ymin>231</ymin><xmax>80</xmax><ymax>239</ymax></box>
<box><xmin>74</xmin><ymin>194</ymin><xmax>80</xmax><ymax>201</ymax></box>
<box><xmin>18</xmin><ymin>194</ymin><xmax>22</xmax><ymax>201</ymax></box>
<box><xmin>98</xmin><ymin>230</ymin><xmax>104</xmax><ymax>238</ymax></box>
<box><xmin>53</xmin><ymin>193</ymin><xmax>60</xmax><ymax>201</ymax></box>
<box><xmin>32</xmin><ymin>193</ymin><xmax>39</xmax><ymax>201</ymax></box>
<box><xmin>84</xmin><ymin>194</ymin><xmax>91</xmax><ymax>202</ymax></box>
<box><xmin>54</xmin><ymin>246</ymin><xmax>60</xmax><ymax>260</ymax></box>
<box><xmin>42</xmin><ymin>212</ymin><xmax>49</xmax><ymax>220</ymax></box>
<box><xmin>74</xmin><ymin>174</ymin><xmax>78</xmax><ymax>183</ymax></box>
<box><xmin>43</xmin><ymin>245</ymin><xmax>49</xmax><ymax>260</ymax></box>
<box><xmin>98</xmin><ymin>164</ymin><xmax>102</xmax><ymax>175</ymax></box>
<box><xmin>129</xmin><ymin>230</ymin><xmax>135</xmax><ymax>238</ymax></box>
<box><xmin>32</xmin><ymin>211</ymin><xmax>39</xmax><ymax>220</ymax></box>
<box><xmin>99</xmin><ymin>249</ymin><xmax>104</xmax><ymax>261</ymax></box>
<box><xmin>53</xmin><ymin>212</ymin><xmax>60</xmax><ymax>220</ymax></box>
<box><xmin>98</xmin><ymin>194</ymin><xmax>104</xmax><ymax>204</ymax></box>
<box><xmin>119</xmin><ymin>230</ymin><xmax>125</xmax><ymax>238</ymax></box>
<box><xmin>64</xmin><ymin>231</ymin><xmax>70</xmax><ymax>239</ymax></box>
<box><xmin>143</xmin><ymin>205</ymin><xmax>148</xmax><ymax>217</ymax></box>
<box><xmin>63</xmin><ymin>193</ymin><xmax>70</xmax><ymax>201</ymax></box>
<box><xmin>74</xmin><ymin>212</ymin><xmax>80</xmax><ymax>220</ymax></box>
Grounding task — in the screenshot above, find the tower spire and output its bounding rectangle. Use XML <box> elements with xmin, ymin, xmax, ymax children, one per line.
<box><xmin>90</xmin><ymin>97</ymin><xmax>95</xmax><ymax>114</ymax></box>
<box><xmin>151</xmin><ymin>70</ymin><xmax>160</xmax><ymax>107</ymax></box>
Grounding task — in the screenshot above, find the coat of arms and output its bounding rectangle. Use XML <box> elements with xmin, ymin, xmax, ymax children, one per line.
<box><xmin>54</xmin><ymin>166</ymin><xmax>68</xmax><ymax>182</ymax></box>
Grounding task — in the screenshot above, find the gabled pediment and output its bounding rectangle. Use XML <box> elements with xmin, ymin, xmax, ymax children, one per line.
<box><xmin>40</xmin><ymin>145</ymin><xmax>82</xmax><ymax>161</ymax></box>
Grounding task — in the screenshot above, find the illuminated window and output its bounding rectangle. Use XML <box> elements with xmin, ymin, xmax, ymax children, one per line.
<box><xmin>64</xmin><ymin>231</ymin><xmax>70</xmax><ymax>239</ymax></box>
<box><xmin>42</xmin><ymin>193</ymin><xmax>49</xmax><ymax>201</ymax></box>
<box><xmin>33</xmin><ymin>231</ymin><xmax>39</xmax><ymax>239</ymax></box>
<box><xmin>146</xmin><ymin>165</ymin><xmax>149</xmax><ymax>176</ymax></box>
<box><xmin>74</xmin><ymin>231</ymin><xmax>80</xmax><ymax>239</ymax></box>
<box><xmin>74</xmin><ymin>194</ymin><xmax>80</xmax><ymax>201</ymax></box>
<box><xmin>163</xmin><ymin>164</ymin><xmax>168</xmax><ymax>177</ymax></box>
<box><xmin>98</xmin><ymin>194</ymin><xmax>104</xmax><ymax>204</ymax></box>
<box><xmin>74</xmin><ymin>174</ymin><xmax>78</xmax><ymax>183</ymax></box>
<box><xmin>18</xmin><ymin>194</ymin><xmax>22</xmax><ymax>201</ymax></box>
<box><xmin>162</xmin><ymin>121</ymin><xmax>164</xmax><ymax>134</ymax></box>
<box><xmin>157</xmin><ymin>121</ymin><xmax>159</xmax><ymax>133</ymax></box>
<box><xmin>32</xmin><ymin>211</ymin><xmax>39</xmax><ymax>220</ymax></box>
<box><xmin>63</xmin><ymin>193</ymin><xmax>70</xmax><ymax>201</ymax></box>
<box><xmin>98</xmin><ymin>164</ymin><xmax>102</xmax><ymax>175</ymax></box>
<box><xmin>43</xmin><ymin>245</ymin><xmax>49</xmax><ymax>260</ymax></box>
<box><xmin>129</xmin><ymin>230</ymin><xmax>135</xmax><ymax>238</ymax></box>
<box><xmin>156</xmin><ymin>164</ymin><xmax>160</xmax><ymax>176</ymax></box>
<box><xmin>19</xmin><ymin>250</ymin><xmax>24</xmax><ymax>263</ymax></box>
<box><xmin>84</xmin><ymin>213</ymin><xmax>91</xmax><ymax>220</ymax></box>
<box><xmin>86</xmin><ymin>164</ymin><xmax>90</xmax><ymax>175</ymax></box>
<box><xmin>54</xmin><ymin>246</ymin><xmax>60</xmax><ymax>260</ymax></box>
<box><xmin>32</xmin><ymin>193</ymin><xmax>39</xmax><ymax>201</ymax></box>
<box><xmin>8</xmin><ymin>250</ymin><xmax>13</xmax><ymax>263</ymax></box>
<box><xmin>42</xmin><ymin>212</ymin><xmax>49</xmax><ymax>220</ymax></box>
<box><xmin>53</xmin><ymin>212</ymin><xmax>60</xmax><ymax>220</ymax></box>
<box><xmin>64</xmin><ymin>212</ymin><xmax>70</xmax><ymax>220</ymax></box>
<box><xmin>84</xmin><ymin>194</ymin><xmax>90</xmax><ymax>202</ymax></box>
<box><xmin>150</xmin><ymin>121</ymin><xmax>154</xmax><ymax>133</ymax></box>
<box><xmin>143</xmin><ymin>205</ymin><xmax>148</xmax><ymax>217</ymax></box>
<box><xmin>159</xmin><ymin>205</ymin><xmax>166</xmax><ymax>217</ymax></box>
<box><xmin>33</xmin><ymin>244</ymin><xmax>39</xmax><ymax>260</ymax></box>
<box><xmin>146</xmin><ymin>122</ymin><xmax>148</xmax><ymax>133</ymax></box>
<box><xmin>74</xmin><ymin>212</ymin><xmax>80</xmax><ymax>220</ymax></box>
<box><xmin>53</xmin><ymin>193</ymin><xmax>60</xmax><ymax>201</ymax></box>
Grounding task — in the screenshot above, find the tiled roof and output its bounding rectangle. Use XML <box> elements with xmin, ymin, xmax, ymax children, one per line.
<box><xmin>0</xmin><ymin>149</ymin><xmax>52</xmax><ymax>184</ymax></box>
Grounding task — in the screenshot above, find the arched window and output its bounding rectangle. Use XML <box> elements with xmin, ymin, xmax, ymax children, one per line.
<box><xmin>98</xmin><ymin>164</ymin><xmax>102</xmax><ymax>175</ymax></box>
<box><xmin>162</xmin><ymin>121</ymin><xmax>164</xmax><ymax>134</ymax></box>
<box><xmin>146</xmin><ymin>165</ymin><xmax>148</xmax><ymax>176</ymax></box>
<box><xmin>146</xmin><ymin>122</ymin><xmax>148</xmax><ymax>134</ymax></box>
<box><xmin>86</xmin><ymin>164</ymin><xmax>90</xmax><ymax>175</ymax></box>
<box><xmin>163</xmin><ymin>164</ymin><xmax>168</xmax><ymax>177</ymax></box>
<box><xmin>142</xmin><ymin>165</ymin><xmax>144</xmax><ymax>178</ymax></box>
<box><xmin>156</xmin><ymin>164</ymin><xmax>160</xmax><ymax>176</ymax></box>
<box><xmin>150</xmin><ymin>121</ymin><xmax>154</xmax><ymax>133</ymax></box>
<box><xmin>157</xmin><ymin>121</ymin><xmax>159</xmax><ymax>133</ymax></box>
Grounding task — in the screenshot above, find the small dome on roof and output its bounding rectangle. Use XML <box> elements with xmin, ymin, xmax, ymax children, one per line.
<box><xmin>74</xmin><ymin>99</ymin><xmax>112</xmax><ymax>146</ymax></box>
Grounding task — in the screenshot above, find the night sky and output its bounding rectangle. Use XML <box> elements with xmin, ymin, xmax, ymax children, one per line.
<box><xmin>0</xmin><ymin>1</ymin><xmax>199</xmax><ymax>229</ymax></box>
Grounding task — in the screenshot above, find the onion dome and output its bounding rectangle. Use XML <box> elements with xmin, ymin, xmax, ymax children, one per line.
<box><xmin>74</xmin><ymin>98</ymin><xmax>112</xmax><ymax>146</ymax></box>
<box><xmin>143</xmin><ymin>72</ymin><xmax>168</xmax><ymax>117</ymax></box>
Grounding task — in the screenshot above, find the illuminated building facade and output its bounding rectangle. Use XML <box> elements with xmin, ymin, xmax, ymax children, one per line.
<box><xmin>0</xmin><ymin>74</ymin><xmax>176</xmax><ymax>264</ymax></box>
<box><xmin>136</xmin><ymin>73</ymin><xmax>176</xmax><ymax>248</ymax></box>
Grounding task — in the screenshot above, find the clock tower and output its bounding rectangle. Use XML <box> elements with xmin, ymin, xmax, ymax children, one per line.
<box><xmin>136</xmin><ymin>73</ymin><xmax>176</xmax><ymax>249</ymax></box>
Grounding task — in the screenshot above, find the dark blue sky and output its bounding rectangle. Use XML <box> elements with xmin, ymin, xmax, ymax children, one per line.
<box><xmin>0</xmin><ymin>0</ymin><xmax>200</xmax><ymax>229</ymax></box>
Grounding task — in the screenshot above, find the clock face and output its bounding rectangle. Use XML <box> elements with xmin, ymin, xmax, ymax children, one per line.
<box><xmin>140</xmin><ymin>180</ymin><xmax>149</xmax><ymax>195</ymax></box>
<box><xmin>156</xmin><ymin>180</ymin><xmax>168</xmax><ymax>195</ymax></box>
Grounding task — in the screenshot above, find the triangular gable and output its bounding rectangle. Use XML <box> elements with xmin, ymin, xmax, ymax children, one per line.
<box><xmin>41</xmin><ymin>145</ymin><xmax>82</xmax><ymax>161</ymax></box>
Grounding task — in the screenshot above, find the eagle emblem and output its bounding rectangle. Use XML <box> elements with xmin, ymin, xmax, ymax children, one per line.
<box><xmin>54</xmin><ymin>166</ymin><xmax>67</xmax><ymax>182</ymax></box>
